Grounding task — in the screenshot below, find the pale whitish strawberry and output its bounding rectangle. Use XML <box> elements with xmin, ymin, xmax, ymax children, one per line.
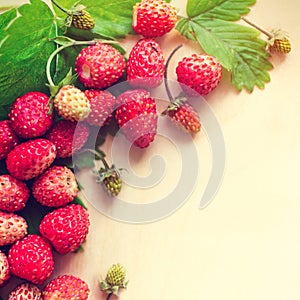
<box><xmin>176</xmin><ymin>54</ymin><xmax>222</xmax><ymax>96</ymax></box>
<box><xmin>132</xmin><ymin>0</ymin><xmax>177</xmax><ymax>38</ymax></box>
<box><xmin>8</xmin><ymin>283</ymin><xmax>42</xmax><ymax>300</ymax></box>
<box><xmin>0</xmin><ymin>211</ymin><xmax>27</xmax><ymax>247</ymax></box>
<box><xmin>54</xmin><ymin>85</ymin><xmax>91</xmax><ymax>122</ymax></box>
<box><xmin>43</xmin><ymin>274</ymin><xmax>89</xmax><ymax>300</ymax></box>
<box><xmin>127</xmin><ymin>38</ymin><xmax>165</xmax><ymax>88</ymax></box>
<box><xmin>8</xmin><ymin>234</ymin><xmax>54</xmax><ymax>285</ymax></box>
<box><xmin>0</xmin><ymin>174</ymin><xmax>30</xmax><ymax>212</ymax></box>
<box><xmin>46</xmin><ymin>120</ymin><xmax>89</xmax><ymax>158</ymax></box>
<box><xmin>75</xmin><ymin>42</ymin><xmax>126</xmax><ymax>89</ymax></box>
<box><xmin>84</xmin><ymin>89</ymin><xmax>116</xmax><ymax>126</ymax></box>
<box><xmin>6</xmin><ymin>138</ymin><xmax>56</xmax><ymax>181</ymax></box>
<box><xmin>39</xmin><ymin>204</ymin><xmax>90</xmax><ymax>254</ymax></box>
<box><xmin>0</xmin><ymin>120</ymin><xmax>19</xmax><ymax>160</ymax></box>
<box><xmin>8</xmin><ymin>91</ymin><xmax>54</xmax><ymax>139</ymax></box>
<box><xmin>115</xmin><ymin>89</ymin><xmax>158</xmax><ymax>148</ymax></box>
<box><xmin>32</xmin><ymin>165</ymin><xmax>78</xmax><ymax>207</ymax></box>
<box><xmin>0</xmin><ymin>250</ymin><xmax>10</xmax><ymax>288</ymax></box>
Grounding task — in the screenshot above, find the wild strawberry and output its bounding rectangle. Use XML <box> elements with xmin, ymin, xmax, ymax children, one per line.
<box><xmin>70</xmin><ymin>5</ymin><xmax>95</xmax><ymax>30</ymax></box>
<box><xmin>0</xmin><ymin>174</ymin><xmax>30</xmax><ymax>212</ymax></box>
<box><xmin>8</xmin><ymin>234</ymin><xmax>54</xmax><ymax>284</ymax></box>
<box><xmin>8</xmin><ymin>92</ymin><xmax>54</xmax><ymax>139</ymax></box>
<box><xmin>132</xmin><ymin>0</ymin><xmax>177</xmax><ymax>38</ymax></box>
<box><xmin>0</xmin><ymin>211</ymin><xmax>27</xmax><ymax>247</ymax></box>
<box><xmin>0</xmin><ymin>120</ymin><xmax>19</xmax><ymax>161</ymax></box>
<box><xmin>43</xmin><ymin>274</ymin><xmax>89</xmax><ymax>300</ymax></box>
<box><xmin>54</xmin><ymin>85</ymin><xmax>91</xmax><ymax>122</ymax></box>
<box><xmin>115</xmin><ymin>89</ymin><xmax>158</xmax><ymax>148</ymax></box>
<box><xmin>176</xmin><ymin>54</ymin><xmax>222</xmax><ymax>96</ymax></box>
<box><xmin>39</xmin><ymin>204</ymin><xmax>90</xmax><ymax>254</ymax></box>
<box><xmin>6</xmin><ymin>138</ymin><xmax>56</xmax><ymax>181</ymax></box>
<box><xmin>0</xmin><ymin>250</ymin><xmax>10</xmax><ymax>287</ymax></box>
<box><xmin>75</xmin><ymin>42</ymin><xmax>126</xmax><ymax>89</ymax></box>
<box><xmin>84</xmin><ymin>89</ymin><xmax>116</xmax><ymax>126</ymax></box>
<box><xmin>32</xmin><ymin>166</ymin><xmax>78</xmax><ymax>207</ymax></box>
<box><xmin>46</xmin><ymin>120</ymin><xmax>89</xmax><ymax>158</ymax></box>
<box><xmin>8</xmin><ymin>283</ymin><xmax>42</xmax><ymax>300</ymax></box>
<box><xmin>127</xmin><ymin>38</ymin><xmax>165</xmax><ymax>88</ymax></box>
<box><xmin>163</xmin><ymin>95</ymin><xmax>201</xmax><ymax>134</ymax></box>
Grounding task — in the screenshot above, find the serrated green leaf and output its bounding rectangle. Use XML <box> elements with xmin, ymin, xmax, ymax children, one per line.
<box><xmin>177</xmin><ymin>0</ymin><xmax>273</xmax><ymax>92</ymax></box>
<box><xmin>0</xmin><ymin>0</ymin><xmax>57</xmax><ymax>108</ymax></box>
<box><xmin>0</xmin><ymin>8</ymin><xmax>16</xmax><ymax>41</ymax></box>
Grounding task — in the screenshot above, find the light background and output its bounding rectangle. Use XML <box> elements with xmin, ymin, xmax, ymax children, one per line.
<box><xmin>1</xmin><ymin>0</ymin><xmax>300</xmax><ymax>299</ymax></box>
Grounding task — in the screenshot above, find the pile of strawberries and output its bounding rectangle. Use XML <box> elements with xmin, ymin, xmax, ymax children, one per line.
<box><xmin>0</xmin><ymin>0</ymin><xmax>223</xmax><ymax>298</ymax></box>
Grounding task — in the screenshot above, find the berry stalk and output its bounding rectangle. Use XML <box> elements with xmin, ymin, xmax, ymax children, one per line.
<box><xmin>241</xmin><ymin>17</ymin><xmax>273</xmax><ymax>39</ymax></box>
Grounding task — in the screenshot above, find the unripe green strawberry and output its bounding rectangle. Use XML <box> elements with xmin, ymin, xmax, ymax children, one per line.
<box><xmin>8</xmin><ymin>234</ymin><xmax>54</xmax><ymax>285</ymax></box>
<box><xmin>75</xmin><ymin>42</ymin><xmax>126</xmax><ymax>89</ymax></box>
<box><xmin>132</xmin><ymin>0</ymin><xmax>177</xmax><ymax>38</ymax></box>
<box><xmin>8</xmin><ymin>92</ymin><xmax>54</xmax><ymax>139</ymax></box>
<box><xmin>271</xmin><ymin>38</ymin><xmax>291</xmax><ymax>53</ymax></box>
<box><xmin>127</xmin><ymin>38</ymin><xmax>165</xmax><ymax>88</ymax></box>
<box><xmin>97</xmin><ymin>167</ymin><xmax>122</xmax><ymax>196</ymax></box>
<box><xmin>32</xmin><ymin>166</ymin><xmax>78</xmax><ymax>207</ymax></box>
<box><xmin>70</xmin><ymin>6</ymin><xmax>95</xmax><ymax>30</ymax></box>
<box><xmin>43</xmin><ymin>274</ymin><xmax>89</xmax><ymax>300</ymax></box>
<box><xmin>46</xmin><ymin>120</ymin><xmax>89</xmax><ymax>158</ymax></box>
<box><xmin>0</xmin><ymin>174</ymin><xmax>30</xmax><ymax>212</ymax></box>
<box><xmin>6</xmin><ymin>138</ymin><xmax>56</xmax><ymax>181</ymax></box>
<box><xmin>0</xmin><ymin>211</ymin><xmax>27</xmax><ymax>247</ymax></box>
<box><xmin>0</xmin><ymin>120</ymin><xmax>19</xmax><ymax>161</ymax></box>
<box><xmin>54</xmin><ymin>85</ymin><xmax>91</xmax><ymax>122</ymax></box>
<box><xmin>8</xmin><ymin>283</ymin><xmax>42</xmax><ymax>300</ymax></box>
<box><xmin>0</xmin><ymin>250</ymin><xmax>10</xmax><ymax>287</ymax></box>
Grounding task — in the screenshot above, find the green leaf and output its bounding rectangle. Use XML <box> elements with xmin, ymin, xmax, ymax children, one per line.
<box><xmin>0</xmin><ymin>0</ymin><xmax>57</xmax><ymax>108</ymax></box>
<box><xmin>0</xmin><ymin>8</ymin><xmax>16</xmax><ymax>41</ymax></box>
<box><xmin>176</xmin><ymin>0</ymin><xmax>273</xmax><ymax>92</ymax></box>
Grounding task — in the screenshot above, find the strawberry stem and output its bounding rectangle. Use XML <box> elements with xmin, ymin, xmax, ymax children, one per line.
<box><xmin>164</xmin><ymin>44</ymin><xmax>183</xmax><ymax>103</ymax></box>
<box><xmin>106</xmin><ymin>294</ymin><xmax>112</xmax><ymax>300</ymax></box>
<box><xmin>51</xmin><ymin>0</ymin><xmax>70</xmax><ymax>15</ymax></box>
<box><xmin>241</xmin><ymin>17</ymin><xmax>273</xmax><ymax>39</ymax></box>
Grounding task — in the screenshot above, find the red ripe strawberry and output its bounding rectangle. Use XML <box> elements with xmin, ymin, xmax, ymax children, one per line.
<box><xmin>39</xmin><ymin>204</ymin><xmax>90</xmax><ymax>254</ymax></box>
<box><xmin>0</xmin><ymin>174</ymin><xmax>30</xmax><ymax>212</ymax></box>
<box><xmin>8</xmin><ymin>283</ymin><xmax>42</xmax><ymax>300</ymax></box>
<box><xmin>43</xmin><ymin>274</ymin><xmax>89</xmax><ymax>300</ymax></box>
<box><xmin>8</xmin><ymin>92</ymin><xmax>54</xmax><ymax>139</ymax></box>
<box><xmin>163</xmin><ymin>96</ymin><xmax>201</xmax><ymax>134</ymax></box>
<box><xmin>46</xmin><ymin>120</ymin><xmax>89</xmax><ymax>158</ymax></box>
<box><xmin>32</xmin><ymin>166</ymin><xmax>78</xmax><ymax>207</ymax></box>
<box><xmin>176</xmin><ymin>54</ymin><xmax>222</xmax><ymax>96</ymax></box>
<box><xmin>84</xmin><ymin>89</ymin><xmax>116</xmax><ymax>126</ymax></box>
<box><xmin>75</xmin><ymin>42</ymin><xmax>126</xmax><ymax>89</ymax></box>
<box><xmin>0</xmin><ymin>120</ymin><xmax>19</xmax><ymax>160</ymax></box>
<box><xmin>6</xmin><ymin>138</ymin><xmax>56</xmax><ymax>181</ymax></box>
<box><xmin>127</xmin><ymin>38</ymin><xmax>165</xmax><ymax>88</ymax></box>
<box><xmin>132</xmin><ymin>0</ymin><xmax>177</xmax><ymax>38</ymax></box>
<box><xmin>8</xmin><ymin>234</ymin><xmax>54</xmax><ymax>284</ymax></box>
<box><xmin>54</xmin><ymin>85</ymin><xmax>91</xmax><ymax>122</ymax></box>
<box><xmin>115</xmin><ymin>89</ymin><xmax>158</xmax><ymax>148</ymax></box>
<box><xmin>0</xmin><ymin>211</ymin><xmax>27</xmax><ymax>246</ymax></box>
<box><xmin>0</xmin><ymin>250</ymin><xmax>10</xmax><ymax>287</ymax></box>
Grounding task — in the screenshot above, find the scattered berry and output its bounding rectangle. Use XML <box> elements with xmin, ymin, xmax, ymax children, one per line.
<box><xmin>0</xmin><ymin>211</ymin><xmax>27</xmax><ymax>247</ymax></box>
<box><xmin>115</xmin><ymin>89</ymin><xmax>158</xmax><ymax>148</ymax></box>
<box><xmin>0</xmin><ymin>174</ymin><xmax>30</xmax><ymax>212</ymax></box>
<box><xmin>46</xmin><ymin>119</ymin><xmax>89</xmax><ymax>158</ymax></box>
<box><xmin>8</xmin><ymin>92</ymin><xmax>54</xmax><ymax>139</ymax></box>
<box><xmin>176</xmin><ymin>54</ymin><xmax>222</xmax><ymax>96</ymax></box>
<box><xmin>70</xmin><ymin>5</ymin><xmax>95</xmax><ymax>30</ymax></box>
<box><xmin>75</xmin><ymin>42</ymin><xmax>126</xmax><ymax>89</ymax></box>
<box><xmin>43</xmin><ymin>274</ymin><xmax>89</xmax><ymax>300</ymax></box>
<box><xmin>132</xmin><ymin>0</ymin><xmax>177</xmax><ymax>38</ymax></box>
<box><xmin>84</xmin><ymin>89</ymin><xmax>116</xmax><ymax>126</ymax></box>
<box><xmin>54</xmin><ymin>85</ymin><xmax>91</xmax><ymax>122</ymax></box>
<box><xmin>0</xmin><ymin>120</ymin><xmax>19</xmax><ymax>161</ymax></box>
<box><xmin>127</xmin><ymin>38</ymin><xmax>165</xmax><ymax>88</ymax></box>
<box><xmin>6</xmin><ymin>138</ymin><xmax>56</xmax><ymax>181</ymax></box>
<box><xmin>8</xmin><ymin>234</ymin><xmax>54</xmax><ymax>284</ymax></box>
<box><xmin>8</xmin><ymin>283</ymin><xmax>42</xmax><ymax>300</ymax></box>
<box><xmin>39</xmin><ymin>204</ymin><xmax>90</xmax><ymax>254</ymax></box>
<box><xmin>32</xmin><ymin>166</ymin><xmax>78</xmax><ymax>207</ymax></box>
<box><xmin>0</xmin><ymin>250</ymin><xmax>10</xmax><ymax>287</ymax></box>
<box><xmin>268</xmin><ymin>29</ymin><xmax>291</xmax><ymax>53</ymax></box>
